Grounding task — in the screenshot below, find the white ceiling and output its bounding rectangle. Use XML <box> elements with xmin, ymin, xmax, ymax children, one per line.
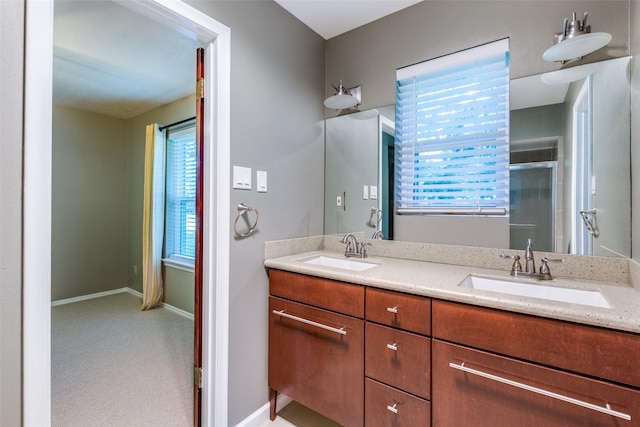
<box><xmin>274</xmin><ymin>0</ymin><xmax>423</xmax><ymax>39</ymax></box>
<box><xmin>53</xmin><ymin>0</ymin><xmax>418</xmax><ymax>119</ymax></box>
<box><xmin>53</xmin><ymin>0</ymin><xmax>203</xmax><ymax>119</ymax></box>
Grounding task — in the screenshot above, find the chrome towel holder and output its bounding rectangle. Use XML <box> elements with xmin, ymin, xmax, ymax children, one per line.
<box><xmin>234</xmin><ymin>203</ymin><xmax>259</xmax><ymax>237</ymax></box>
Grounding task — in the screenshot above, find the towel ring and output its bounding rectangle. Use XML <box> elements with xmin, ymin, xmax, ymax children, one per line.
<box><xmin>234</xmin><ymin>203</ymin><xmax>259</xmax><ymax>237</ymax></box>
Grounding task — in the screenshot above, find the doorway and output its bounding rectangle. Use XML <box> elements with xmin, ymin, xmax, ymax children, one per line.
<box><xmin>23</xmin><ymin>1</ymin><xmax>230</xmax><ymax>425</ymax></box>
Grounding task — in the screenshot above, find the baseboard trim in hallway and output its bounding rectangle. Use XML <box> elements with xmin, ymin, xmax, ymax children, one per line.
<box><xmin>51</xmin><ymin>287</ymin><xmax>194</xmax><ymax>320</ymax></box>
<box><xmin>51</xmin><ymin>287</ymin><xmax>130</xmax><ymax>307</ymax></box>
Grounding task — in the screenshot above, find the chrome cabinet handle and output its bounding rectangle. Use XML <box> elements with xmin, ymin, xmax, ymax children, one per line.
<box><xmin>386</xmin><ymin>403</ymin><xmax>398</xmax><ymax>414</ymax></box>
<box><xmin>387</xmin><ymin>306</ymin><xmax>398</xmax><ymax>314</ymax></box>
<box><xmin>272</xmin><ymin>309</ymin><xmax>347</xmax><ymax>336</ymax></box>
<box><xmin>449</xmin><ymin>362</ymin><xmax>631</xmax><ymax>421</ymax></box>
<box><xmin>386</xmin><ymin>343</ymin><xmax>398</xmax><ymax>351</ymax></box>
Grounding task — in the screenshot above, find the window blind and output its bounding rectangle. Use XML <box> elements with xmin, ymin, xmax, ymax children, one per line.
<box><xmin>395</xmin><ymin>39</ymin><xmax>510</xmax><ymax>215</ymax></box>
<box><xmin>165</xmin><ymin>126</ymin><xmax>197</xmax><ymax>259</ymax></box>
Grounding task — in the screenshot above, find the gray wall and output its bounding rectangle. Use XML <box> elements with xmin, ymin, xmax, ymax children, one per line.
<box><xmin>325</xmin><ymin>0</ymin><xmax>629</xmax><ymax>250</ymax></box>
<box><xmin>52</xmin><ymin>105</ymin><xmax>129</xmax><ymax>301</ymax></box>
<box><xmin>185</xmin><ymin>2</ymin><xmax>326</xmax><ymax>424</ymax></box>
<box><xmin>0</xmin><ymin>0</ymin><xmax>24</xmax><ymax>424</ymax></box>
<box><xmin>326</xmin><ymin>1</ymin><xmax>628</xmax><ymax>113</ymax></box>
<box><xmin>511</xmin><ymin>104</ymin><xmax>564</xmax><ymax>141</ymax></box>
<box><xmin>325</xmin><ymin>112</ymin><xmax>379</xmax><ymax>236</ymax></box>
<box><xmin>632</xmin><ymin>0</ymin><xmax>640</xmax><ymax>262</ymax></box>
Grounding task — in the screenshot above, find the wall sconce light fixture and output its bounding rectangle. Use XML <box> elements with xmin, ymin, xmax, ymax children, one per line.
<box><xmin>543</xmin><ymin>12</ymin><xmax>611</xmax><ymax>64</ymax></box>
<box><xmin>324</xmin><ymin>80</ymin><xmax>361</xmax><ymax>109</ymax></box>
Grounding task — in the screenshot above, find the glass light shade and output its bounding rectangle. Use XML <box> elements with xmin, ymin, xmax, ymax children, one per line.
<box><xmin>543</xmin><ymin>32</ymin><xmax>612</xmax><ymax>62</ymax></box>
<box><xmin>324</xmin><ymin>93</ymin><xmax>359</xmax><ymax>109</ymax></box>
<box><xmin>541</xmin><ymin>63</ymin><xmax>599</xmax><ymax>85</ymax></box>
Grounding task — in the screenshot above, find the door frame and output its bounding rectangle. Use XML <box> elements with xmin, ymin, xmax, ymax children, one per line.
<box><xmin>23</xmin><ymin>1</ymin><xmax>230</xmax><ymax>425</ymax></box>
<box><xmin>571</xmin><ymin>77</ymin><xmax>593</xmax><ymax>255</ymax></box>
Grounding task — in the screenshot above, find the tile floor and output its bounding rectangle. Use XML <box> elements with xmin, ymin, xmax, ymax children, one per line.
<box><xmin>261</xmin><ymin>402</ymin><xmax>341</xmax><ymax>427</ymax></box>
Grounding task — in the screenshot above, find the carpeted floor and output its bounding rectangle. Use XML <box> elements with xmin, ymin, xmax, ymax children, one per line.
<box><xmin>52</xmin><ymin>291</ymin><xmax>194</xmax><ymax>426</ymax></box>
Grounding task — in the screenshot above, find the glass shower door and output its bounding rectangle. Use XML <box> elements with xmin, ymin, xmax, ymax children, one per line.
<box><xmin>509</xmin><ymin>162</ymin><xmax>556</xmax><ymax>252</ymax></box>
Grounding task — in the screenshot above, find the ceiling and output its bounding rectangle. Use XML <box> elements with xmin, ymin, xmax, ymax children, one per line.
<box><xmin>53</xmin><ymin>0</ymin><xmax>420</xmax><ymax>119</ymax></box>
<box><xmin>273</xmin><ymin>0</ymin><xmax>423</xmax><ymax>40</ymax></box>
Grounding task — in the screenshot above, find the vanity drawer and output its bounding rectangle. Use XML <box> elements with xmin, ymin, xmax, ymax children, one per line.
<box><xmin>432</xmin><ymin>340</ymin><xmax>640</xmax><ymax>426</ymax></box>
<box><xmin>269</xmin><ymin>269</ymin><xmax>364</xmax><ymax>318</ymax></box>
<box><xmin>365</xmin><ymin>378</ymin><xmax>430</xmax><ymax>427</ymax></box>
<box><xmin>432</xmin><ymin>300</ymin><xmax>640</xmax><ymax>388</ymax></box>
<box><xmin>366</xmin><ymin>287</ymin><xmax>431</xmax><ymax>335</ymax></box>
<box><xmin>365</xmin><ymin>322</ymin><xmax>430</xmax><ymax>399</ymax></box>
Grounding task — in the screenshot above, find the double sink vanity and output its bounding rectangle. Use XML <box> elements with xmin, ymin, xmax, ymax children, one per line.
<box><xmin>264</xmin><ymin>236</ymin><xmax>640</xmax><ymax>426</ymax></box>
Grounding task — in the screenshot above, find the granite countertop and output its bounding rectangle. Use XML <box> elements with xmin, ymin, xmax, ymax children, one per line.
<box><xmin>264</xmin><ymin>250</ymin><xmax>640</xmax><ymax>334</ymax></box>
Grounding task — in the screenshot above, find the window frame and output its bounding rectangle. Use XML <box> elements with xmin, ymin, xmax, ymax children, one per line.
<box><xmin>395</xmin><ymin>38</ymin><xmax>510</xmax><ymax>216</ymax></box>
<box><xmin>163</xmin><ymin>120</ymin><xmax>197</xmax><ymax>270</ymax></box>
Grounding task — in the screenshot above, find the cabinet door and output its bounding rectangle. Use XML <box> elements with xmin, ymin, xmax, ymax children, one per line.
<box><xmin>365</xmin><ymin>379</ymin><xmax>430</xmax><ymax>427</ymax></box>
<box><xmin>269</xmin><ymin>297</ymin><xmax>364</xmax><ymax>427</ymax></box>
<box><xmin>365</xmin><ymin>322</ymin><xmax>430</xmax><ymax>399</ymax></box>
<box><xmin>432</xmin><ymin>340</ymin><xmax>640</xmax><ymax>427</ymax></box>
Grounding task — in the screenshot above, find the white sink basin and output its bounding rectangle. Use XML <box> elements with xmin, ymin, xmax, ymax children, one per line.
<box><xmin>300</xmin><ymin>255</ymin><xmax>378</xmax><ymax>272</ymax></box>
<box><xmin>459</xmin><ymin>275</ymin><xmax>610</xmax><ymax>308</ymax></box>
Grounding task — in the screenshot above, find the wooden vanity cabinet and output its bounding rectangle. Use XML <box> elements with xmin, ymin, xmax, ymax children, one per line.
<box><xmin>364</xmin><ymin>288</ymin><xmax>431</xmax><ymax>426</ymax></box>
<box><xmin>268</xmin><ymin>270</ymin><xmax>365</xmax><ymax>427</ymax></box>
<box><xmin>432</xmin><ymin>300</ymin><xmax>640</xmax><ymax>426</ymax></box>
<box><xmin>268</xmin><ymin>269</ymin><xmax>640</xmax><ymax>426</ymax></box>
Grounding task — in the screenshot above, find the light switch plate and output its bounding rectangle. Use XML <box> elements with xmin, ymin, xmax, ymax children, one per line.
<box><xmin>233</xmin><ymin>166</ymin><xmax>251</xmax><ymax>190</ymax></box>
<box><xmin>363</xmin><ymin>185</ymin><xmax>369</xmax><ymax>200</ymax></box>
<box><xmin>257</xmin><ymin>170</ymin><xmax>267</xmax><ymax>193</ymax></box>
<box><xmin>370</xmin><ymin>185</ymin><xmax>378</xmax><ymax>199</ymax></box>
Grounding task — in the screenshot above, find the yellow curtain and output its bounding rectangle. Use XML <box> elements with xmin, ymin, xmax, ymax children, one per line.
<box><xmin>141</xmin><ymin>124</ymin><xmax>166</xmax><ymax>310</ymax></box>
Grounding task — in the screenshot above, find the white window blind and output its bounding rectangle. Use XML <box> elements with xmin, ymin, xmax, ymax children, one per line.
<box><xmin>165</xmin><ymin>124</ymin><xmax>197</xmax><ymax>260</ymax></box>
<box><xmin>395</xmin><ymin>39</ymin><xmax>510</xmax><ymax>215</ymax></box>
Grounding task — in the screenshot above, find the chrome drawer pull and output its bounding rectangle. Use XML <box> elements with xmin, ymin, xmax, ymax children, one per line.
<box><xmin>386</xmin><ymin>343</ymin><xmax>398</xmax><ymax>351</ymax></box>
<box><xmin>387</xmin><ymin>306</ymin><xmax>398</xmax><ymax>314</ymax></box>
<box><xmin>449</xmin><ymin>362</ymin><xmax>631</xmax><ymax>421</ymax></box>
<box><xmin>387</xmin><ymin>403</ymin><xmax>398</xmax><ymax>414</ymax></box>
<box><xmin>272</xmin><ymin>309</ymin><xmax>347</xmax><ymax>336</ymax></box>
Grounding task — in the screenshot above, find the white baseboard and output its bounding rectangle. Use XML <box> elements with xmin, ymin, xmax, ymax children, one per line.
<box><xmin>52</xmin><ymin>287</ymin><xmax>195</xmax><ymax>320</ymax></box>
<box><xmin>51</xmin><ymin>287</ymin><xmax>128</xmax><ymax>306</ymax></box>
<box><xmin>235</xmin><ymin>394</ymin><xmax>293</xmax><ymax>427</ymax></box>
<box><xmin>125</xmin><ymin>288</ymin><xmax>195</xmax><ymax>320</ymax></box>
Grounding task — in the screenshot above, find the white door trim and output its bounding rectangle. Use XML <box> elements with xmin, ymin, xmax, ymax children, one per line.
<box><xmin>23</xmin><ymin>1</ymin><xmax>230</xmax><ymax>425</ymax></box>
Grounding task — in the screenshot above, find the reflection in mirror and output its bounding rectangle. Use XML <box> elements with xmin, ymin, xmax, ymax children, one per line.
<box><xmin>324</xmin><ymin>107</ymin><xmax>394</xmax><ymax>239</ymax></box>
<box><xmin>324</xmin><ymin>57</ymin><xmax>631</xmax><ymax>257</ymax></box>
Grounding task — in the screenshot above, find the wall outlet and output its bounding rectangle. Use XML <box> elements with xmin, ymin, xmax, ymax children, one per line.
<box><xmin>133</xmin><ymin>265</ymin><xmax>138</xmax><ymax>275</ymax></box>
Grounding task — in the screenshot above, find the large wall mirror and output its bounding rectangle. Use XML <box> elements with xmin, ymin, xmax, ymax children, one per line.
<box><xmin>324</xmin><ymin>57</ymin><xmax>631</xmax><ymax>258</ymax></box>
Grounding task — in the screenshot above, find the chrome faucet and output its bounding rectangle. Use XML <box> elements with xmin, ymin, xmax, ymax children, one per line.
<box><xmin>371</xmin><ymin>230</ymin><xmax>384</xmax><ymax>240</ymax></box>
<box><xmin>500</xmin><ymin>238</ymin><xmax>563</xmax><ymax>280</ymax></box>
<box><xmin>341</xmin><ymin>233</ymin><xmax>369</xmax><ymax>258</ymax></box>
<box><xmin>524</xmin><ymin>238</ymin><xmax>536</xmax><ymax>274</ymax></box>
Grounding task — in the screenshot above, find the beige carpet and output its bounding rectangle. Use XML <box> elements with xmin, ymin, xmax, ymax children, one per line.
<box><xmin>52</xmin><ymin>291</ymin><xmax>193</xmax><ymax>426</ymax></box>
